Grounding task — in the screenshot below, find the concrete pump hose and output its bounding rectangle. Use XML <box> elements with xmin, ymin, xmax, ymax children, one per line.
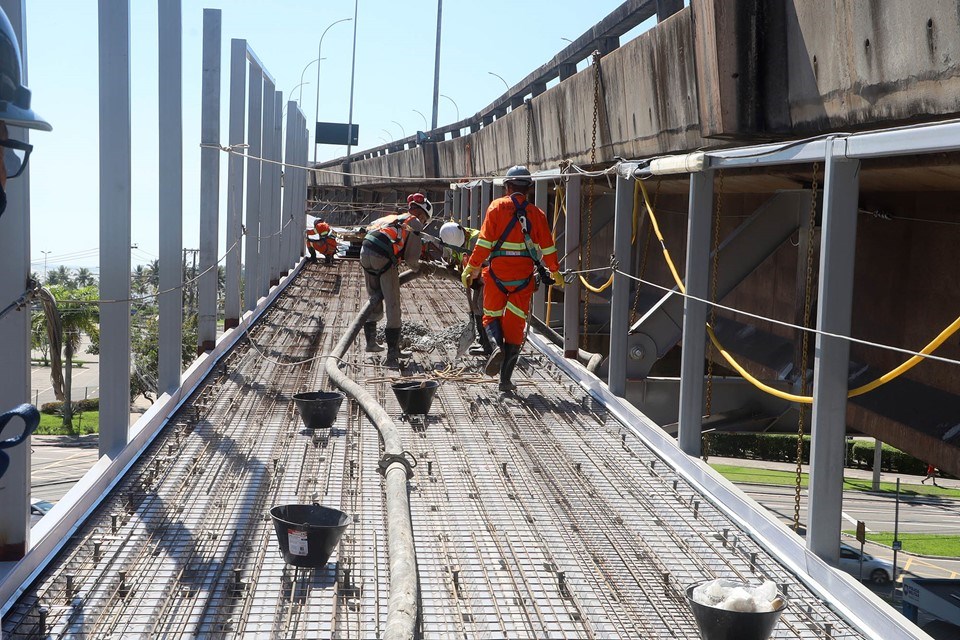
<box><xmin>324</xmin><ymin>269</ymin><xmax>421</xmax><ymax>640</ymax></box>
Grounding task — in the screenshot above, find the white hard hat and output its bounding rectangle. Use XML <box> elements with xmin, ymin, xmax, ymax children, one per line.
<box><xmin>439</xmin><ymin>221</ymin><xmax>465</xmax><ymax>247</ymax></box>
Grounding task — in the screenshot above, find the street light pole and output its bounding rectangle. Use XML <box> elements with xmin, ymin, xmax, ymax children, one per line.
<box><xmin>41</xmin><ymin>250</ymin><xmax>50</xmax><ymax>283</ymax></box>
<box><xmin>391</xmin><ymin>120</ymin><xmax>406</xmax><ymax>138</ymax></box>
<box><xmin>430</xmin><ymin>0</ymin><xmax>443</xmax><ymax>130</ymax></box>
<box><xmin>412</xmin><ymin>109</ymin><xmax>428</xmax><ymax>130</ymax></box>
<box><xmin>345</xmin><ymin>1</ymin><xmax>360</xmax><ymax>158</ymax></box>
<box><xmin>312</xmin><ymin>17</ymin><xmax>352</xmax><ymax>164</ymax></box>
<box><xmin>488</xmin><ymin>71</ymin><xmax>510</xmax><ymax>92</ymax></box>
<box><xmin>440</xmin><ymin>94</ymin><xmax>459</xmax><ymax>121</ymax></box>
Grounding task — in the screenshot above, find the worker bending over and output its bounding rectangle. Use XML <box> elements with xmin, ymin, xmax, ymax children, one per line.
<box><xmin>359</xmin><ymin>193</ymin><xmax>432</xmax><ymax>363</ymax></box>
<box><xmin>461</xmin><ymin>166</ymin><xmax>563</xmax><ymax>392</ymax></box>
<box><xmin>439</xmin><ymin>221</ymin><xmax>491</xmax><ymax>356</ymax></box>
<box><xmin>306</xmin><ymin>217</ymin><xmax>337</xmax><ymax>264</ymax></box>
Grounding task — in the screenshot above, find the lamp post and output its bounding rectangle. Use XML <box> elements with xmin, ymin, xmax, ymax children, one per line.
<box><xmin>488</xmin><ymin>71</ymin><xmax>510</xmax><ymax>91</ymax></box>
<box><xmin>561</xmin><ymin>37</ymin><xmax>573</xmax><ymax>44</ymax></box>
<box><xmin>312</xmin><ymin>17</ymin><xmax>352</xmax><ymax>163</ymax></box>
<box><xmin>440</xmin><ymin>94</ymin><xmax>459</xmax><ymax>121</ymax></box>
<box><xmin>391</xmin><ymin>120</ymin><xmax>406</xmax><ymax>138</ymax></box>
<box><xmin>41</xmin><ymin>250</ymin><xmax>51</xmax><ymax>283</ymax></box>
<box><xmin>412</xmin><ymin>109</ymin><xmax>428</xmax><ymax>130</ymax></box>
<box><xmin>381</xmin><ymin>128</ymin><xmax>393</xmax><ymax>141</ymax></box>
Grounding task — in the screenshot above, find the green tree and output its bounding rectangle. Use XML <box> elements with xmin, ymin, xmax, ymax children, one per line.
<box><xmin>131</xmin><ymin>311</ymin><xmax>198</xmax><ymax>403</ymax></box>
<box><xmin>75</xmin><ymin>267</ymin><xmax>96</xmax><ymax>288</ymax></box>
<box><xmin>132</xmin><ymin>264</ymin><xmax>148</xmax><ymax>295</ymax></box>
<box><xmin>46</xmin><ymin>285</ymin><xmax>99</xmax><ymax>432</ymax></box>
<box><xmin>146</xmin><ymin>259</ymin><xmax>160</xmax><ymax>291</ymax></box>
<box><xmin>47</xmin><ymin>265</ymin><xmax>73</xmax><ymax>288</ymax></box>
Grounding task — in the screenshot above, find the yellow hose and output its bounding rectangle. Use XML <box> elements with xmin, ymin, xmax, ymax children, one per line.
<box><xmin>579</xmin><ymin>272</ymin><xmax>615</xmax><ymax>293</ymax></box>
<box><xmin>637</xmin><ymin>180</ymin><xmax>960</xmax><ymax>403</ymax></box>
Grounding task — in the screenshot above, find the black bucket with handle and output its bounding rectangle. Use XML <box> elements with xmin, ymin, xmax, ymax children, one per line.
<box><xmin>391</xmin><ymin>380</ymin><xmax>439</xmax><ymax>415</ymax></box>
<box><xmin>270</xmin><ymin>504</ymin><xmax>351</xmax><ymax>568</ymax></box>
<box><xmin>685</xmin><ymin>582</ymin><xmax>786</xmax><ymax>640</ymax></box>
<box><xmin>292</xmin><ymin>391</ymin><xmax>345</xmax><ymax>430</ymax></box>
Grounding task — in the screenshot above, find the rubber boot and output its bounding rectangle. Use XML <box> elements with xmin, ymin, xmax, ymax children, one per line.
<box><xmin>363</xmin><ymin>322</ymin><xmax>384</xmax><ymax>353</ymax></box>
<box><xmin>325</xmin><ymin>254</ymin><xmax>334</xmax><ymax>265</ymax></box>
<box><xmin>385</xmin><ymin>327</ymin><xmax>412</xmax><ymax>364</ymax></box>
<box><xmin>469</xmin><ymin>315</ymin><xmax>492</xmax><ymax>356</ymax></box>
<box><xmin>484</xmin><ymin>321</ymin><xmax>505</xmax><ymax>376</ymax></box>
<box><xmin>498</xmin><ymin>343</ymin><xmax>521</xmax><ymax>392</ymax></box>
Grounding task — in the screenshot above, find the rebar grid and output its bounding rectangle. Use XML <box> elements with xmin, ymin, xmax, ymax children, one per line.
<box><xmin>2</xmin><ymin>266</ymin><xmax>869</xmax><ymax>639</ymax></box>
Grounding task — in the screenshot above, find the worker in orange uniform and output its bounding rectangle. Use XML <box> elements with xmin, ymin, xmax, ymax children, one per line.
<box><xmin>359</xmin><ymin>193</ymin><xmax>432</xmax><ymax>363</ymax></box>
<box><xmin>461</xmin><ymin>166</ymin><xmax>563</xmax><ymax>392</ymax></box>
<box><xmin>306</xmin><ymin>217</ymin><xmax>337</xmax><ymax>264</ymax></box>
<box><xmin>439</xmin><ymin>221</ymin><xmax>491</xmax><ymax>356</ymax></box>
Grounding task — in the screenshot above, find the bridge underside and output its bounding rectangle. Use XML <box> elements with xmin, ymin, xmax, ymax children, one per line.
<box><xmin>2</xmin><ymin>264</ymin><xmax>864</xmax><ymax>639</ymax></box>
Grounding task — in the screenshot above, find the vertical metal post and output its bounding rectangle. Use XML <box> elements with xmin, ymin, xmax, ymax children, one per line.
<box><xmin>0</xmin><ymin>0</ymin><xmax>32</xmax><ymax>560</ymax></box>
<box><xmin>443</xmin><ymin>190</ymin><xmax>453</xmax><ymax>221</ymax></box>
<box><xmin>98</xmin><ymin>0</ymin><xmax>131</xmax><ymax>456</ymax></box>
<box><xmin>259</xmin><ymin>78</ymin><xmax>275</xmax><ymax>298</ymax></box>
<box><xmin>269</xmin><ymin>90</ymin><xmax>282</xmax><ymax>286</ymax></box>
<box><xmin>469</xmin><ymin>184</ymin><xmax>479</xmax><ymax>229</ymax></box>
<box><xmin>430</xmin><ymin>0</ymin><xmax>442</xmax><ymax>130</ymax></box>
<box><xmin>563</xmin><ymin>175</ymin><xmax>581</xmax><ymax>357</ymax></box>
<box><xmin>480</xmin><ymin>180</ymin><xmax>492</xmax><ymax>225</ymax></box>
<box><xmin>243</xmin><ymin>58</ymin><xmax>262</xmax><ymax>312</ymax></box>
<box><xmin>459</xmin><ymin>188</ymin><xmax>468</xmax><ymax>228</ymax></box>
<box><xmin>808</xmin><ymin>140</ymin><xmax>860</xmax><ymax>564</ymax></box>
<box><xmin>158</xmin><ymin>0</ymin><xmax>183</xmax><ymax>392</ymax></box>
<box><xmin>345</xmin><ymin>1</ymin><xmax>359</xmax><ymax>158</ymax></box>
<box><xmin>677</xmin><ymin>171</ymin><xmax>714</xmax><ymax>455</ymax></box>
<box><xmin>282</xmin><ymin>101</ymin><xmax>297</xmax><ymax>275</ymax></box>
<box><xmin>872</xmin><ymin>439</ymin><xmax>882</xmax><ymax>490</ymax></box>
<box><xmin>197</xmin><ymin>9</ymin><xmax>220</xmax><ymax>352</ymax></box>
<box><xmin>224</xmin><ymin>39</ymin><xmax>245</xmax><ymax>329</ymax></box>
<box><xmin>531</xmin><ymin>178</ymin><xmax>548</xmax><ymax>318</ymax></box>
<box><xmin>608</xmin><ymin>175</ymin><xmax>634</xmax><ymax>397</ymax></box>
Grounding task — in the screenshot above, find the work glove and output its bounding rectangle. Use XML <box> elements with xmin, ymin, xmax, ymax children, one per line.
<box><xmin>550</xmin><ymin>270</ymin><xmax>565</xmax><ymax>289</ymax></box>
<box><xmin>461</xmin><ymin>263</ymin><xmax>479</xmax><ymax>289</ymax></box>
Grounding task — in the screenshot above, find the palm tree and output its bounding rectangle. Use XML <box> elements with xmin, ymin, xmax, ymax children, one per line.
<box><xmin>47</xmin><ymin>265</ymin><xmax>73</xmax><ymax>288</ymax></box>
<box><xmin>132</xmin><ymin>264</ymin><xmax>148</xmax><ymax>295</ymax></box>
<box><xmin>146</xmin><ymin>259</ymin><xmax>160</xmax><ymax>292</ymax></box>
<box><xmin>75</xmin><ymin>267</ymin><xmax>96</xmax><ymax>288</ymax></box>
<box><xmin>46</xmin><ymin>285</ymin><xmax>99</xmax><ymax>432</ymax></box>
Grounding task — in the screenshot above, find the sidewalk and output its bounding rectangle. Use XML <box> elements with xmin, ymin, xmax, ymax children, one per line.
<box><xmin>709</xmin><ymin>456</ymin><xmax>959</xmax><ymax>491</ymax></box>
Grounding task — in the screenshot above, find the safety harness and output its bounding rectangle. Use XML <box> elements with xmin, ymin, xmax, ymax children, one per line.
<box><xmin>488</xmin><ymin>194</ymin><xmax>552</xmax><ymax>294</ymax></box>
<box><xmin>363</xmin><ymin>213</ymin><xmax>416</xmax><ymax>277</ymax></box>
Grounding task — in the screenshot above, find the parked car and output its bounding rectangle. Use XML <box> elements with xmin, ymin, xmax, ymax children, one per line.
<box><xmin>838</xmin><ymin>543</ymin><xmax>893</xmax><ymax>585</ymax></box>
<box><xmin>30</xmin><ymin>499</ymin><xmax>55</xmax><ymax>526</ymax></box>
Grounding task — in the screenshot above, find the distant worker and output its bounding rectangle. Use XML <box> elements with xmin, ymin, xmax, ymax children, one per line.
<box><xmin>461</xmin><ymin>166</ymin><xmax>563</xmax><ymax>392</ymax></box>
<box><xmin>0</xmin><ymin>7</ymin><xmax>50</xmax><ymax>220</ymax></box>
<box><xmin>922</xmin><ymin>463</ymin><xmax>938</xmax><ymax>486</ymax></box>
<box><xmin>439</xmin><ymin>220</ymin><xmax>491</xmax><ymax>356</ymax></box>
<box><xmin>359</xmin><ymin>193</ymin><xmax>432</xmax><ymax>363</ymax></box>
<box><xmin>306</xmin><ymin>217</ymin><xmax>337</xmax><ymax>264</ymax></box>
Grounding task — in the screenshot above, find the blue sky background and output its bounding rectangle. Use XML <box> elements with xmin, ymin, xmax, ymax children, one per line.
<box><xmin>24</xmin><ymin>0</ymin><xmax>654</xmax><ymax>272</ymax></box>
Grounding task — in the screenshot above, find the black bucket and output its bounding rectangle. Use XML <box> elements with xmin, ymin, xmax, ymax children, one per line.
<box><xmin>391</xmin><ymin>380</ymin><xmax>439</xmax><ymax>415</ymax></box>
<box><xmin>270</xmin><ymin>504</ymin><xmax>351</xmax><ymax>568</ymax></box>
<box><xmin>685</xmin><ymin>583</ymin><xmax>786</xmax><ymax>640</ymax></box>
<box><xmin>292</xmin><ymin>391</ymin><xmax>345</xmax><ymax>430</ymax></box>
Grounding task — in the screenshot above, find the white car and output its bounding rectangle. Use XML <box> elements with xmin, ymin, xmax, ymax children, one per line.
<box><xmin>838</xmin><ymin>543</ymin><xmax>894</xmax><ymax>585</ymax></box>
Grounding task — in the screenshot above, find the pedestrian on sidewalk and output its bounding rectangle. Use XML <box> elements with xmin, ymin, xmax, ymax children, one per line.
<box><xmin>922</xmin><ymin>463</ymin><xmax>939</xmax><ymax>486</ymax></box>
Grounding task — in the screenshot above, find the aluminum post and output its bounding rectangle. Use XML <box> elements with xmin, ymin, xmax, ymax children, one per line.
<box><xmin>563</xmin><ymin>175</ymin><xmax>581</xmax><ymax>357</ymax></box>
<box><xmin>259</xmin><ymin>78</ymin><xmax>275</xmax><ymax>298</ymax></box>
<box><xmin>158</xmin><ymin>0</ymin><xmax>183</xmax><ymax>391</ymax></box>
<box><xmin>677</xmin><ymin>171</ymin><xmax>714</xmax><ymax>455</ymax></box>
<box><xmin>459</xmin><ymin>187</ymin><xmax>468</xmax><ymax>228</ymax></box>
<box><xmin>480</xmin><ymin>180</ymin><xmax>492</xmax><ymax>225</ymax></box>
<box><xmin>469</xmin><ymin>184</ymin><xmax>479</xmax><ymax>229</ymax></box>
<box><xmin>808</xmin><ymin>140</ymin><xmax>860</xmax><ymax>564</ymax></box>
<box><xmin>269</xmin><ymin>90</ymin><xmax>282</xmax><ymax>286</ymax></box>
<box><xmin>197</xmin><ymin>9</ymin><xmax>220</xmax><ymax>352</ymax></box>
<box><xmin>224</xmin><ymin>38</ymin><xmax>245</xmax><ymax>330</ymax></box>
<box><xmin>0</xmin><ymin>0</ymin><xmax>32</xmax><ymax>560</ymax></box>
<box><xmin>531</xmin><ymin>178</ymin><xmax>548</xmax><ymax>318</ymax></box>
<box><xmin>243</xmin><ymin>58</ymin><xmax>262</xmax><ymax>311</ymax></box>
<box><xmin>98</xmin><ymin>0</ymin><xmax>132</xmax><ymax>456</ymax></box>
<box><xmin>282</xmin><ymin>101</ymin><xmax>297</xmax><ymax>273</ymax></box>
<box><xmin>608</xmin><ymin>175</ymin><xmax>634</xmax><ymax>397</ymax></box>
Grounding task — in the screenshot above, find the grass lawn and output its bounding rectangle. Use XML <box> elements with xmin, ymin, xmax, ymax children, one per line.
<box><xmin>36</xmin><ymin>411</ymin><xmax>99</xmax><ymax>436</ymax></box>
<box><xmin>710</xmin><ymin>463</ymin><xmax>960</xmax><ymax>499</ymax></box>
<box><xmin>841</xmin><ymin>532</ymin><xmax>960</xmax><ymax>558</ymax></box>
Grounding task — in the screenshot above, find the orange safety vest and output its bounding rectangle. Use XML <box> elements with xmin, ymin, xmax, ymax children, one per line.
<box><xmin>363</xmin><ymin>213</ymin><xmax>415</xmax><ymax>259</ymax></box>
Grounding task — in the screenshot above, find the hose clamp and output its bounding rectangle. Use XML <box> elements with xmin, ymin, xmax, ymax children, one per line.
<box><xmin>378</xmin><ymin>450</ymin><xmax>417</xmax><ymax>480</ymax></box>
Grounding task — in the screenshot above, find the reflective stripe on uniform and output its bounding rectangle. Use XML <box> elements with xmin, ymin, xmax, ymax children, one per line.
<box><xmin>541</xmin><ymin>245</ymin><xmax>557</xmax><ymax>256</ymax></box>
<box><xmin>483</xmin><ymin>306</ymin><xmax>505</xmax><ymax>317</ymax></box>
<box><xmin>505</xmin><ymin>302</ymin><xmax>527</xmax><ymax>319</ymax></box>
<box><xmin>476</xmin><ymin>238</ymin><xmax>494</xmax><ymax>249</ymax></box>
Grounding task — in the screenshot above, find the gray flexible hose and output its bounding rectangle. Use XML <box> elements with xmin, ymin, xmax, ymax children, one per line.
<box><xmin>324</xmin><ymin>269</ymin><xmax>420</xmax><ymax>640</ymax></box>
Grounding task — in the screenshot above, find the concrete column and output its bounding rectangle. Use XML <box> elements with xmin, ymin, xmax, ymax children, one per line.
<box><xmin>98</xmin><ymin>0</ymin><xmax>132</xmax><ymax>457</ymax></box>
<box><xmin>677</xmin><ymin>171</ymin><xmax>714</xmax><ymax>456</ymax></box>
<box><xmin>158</xmin><ymin>0</ymin><xmax>183</xmax><ymax>392</ymax></box>
<box><xmin>469</xmin><ymin>185</ymin><xmax>480</xmax><ymax>229</ymax></box>
<box><xmin>197</xmin><ymin>9</ymin><xmax>220</xmax><ymax>352</ymax></box>
<box><xmin>243</xmin><ymin>59</ymin><xmax>262</xmax><ymax>312</ymax></box>
<box><xmin>531</xmin><ymin>178</ymin><xmax>548</xmax><ymax>318</ymax></box>
<box><xmin>224</xmin><ymin>38</ymin><xmax>244</xmax><ymax>330</ymax></box>
<box><xmin>563</xmin><ymin>175</ymin><xmax>581</xmax><ymax>357</ymax></box>
<box><xmin>808</xmin><ymin>141</ymin><xmax>860</xmax><ymax>564</ymax></box>
<box><xmin>608</xmin><ymin>175</ymin><xmax>634</xmax><ymax>397</ymax></box>
<box><xmin>259</xmin><ymin>78</ymin><xmax>275</xmax><ymax>298</ymax></box>
<box><xmin>0</xmin><ymin>0</ymin><xmax>32</xmax><ymax>560</ymax></box>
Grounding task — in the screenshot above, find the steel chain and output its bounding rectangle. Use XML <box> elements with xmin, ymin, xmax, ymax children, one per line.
<box><xmin>583</xmin><ymin>51</ymin><xmax>601</xmax><ymax>345</ymax></box>
<box><xmin>702</xmin><ymin>170</ymin><xmax>724</xmax><ymax>460</ymax></box>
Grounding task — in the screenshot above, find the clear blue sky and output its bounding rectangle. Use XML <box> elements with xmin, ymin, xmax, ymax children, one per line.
<box><xmin>24</xmin><ymin>0</ymin><xmax>651</xmax><ymax>272</ymax></box>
